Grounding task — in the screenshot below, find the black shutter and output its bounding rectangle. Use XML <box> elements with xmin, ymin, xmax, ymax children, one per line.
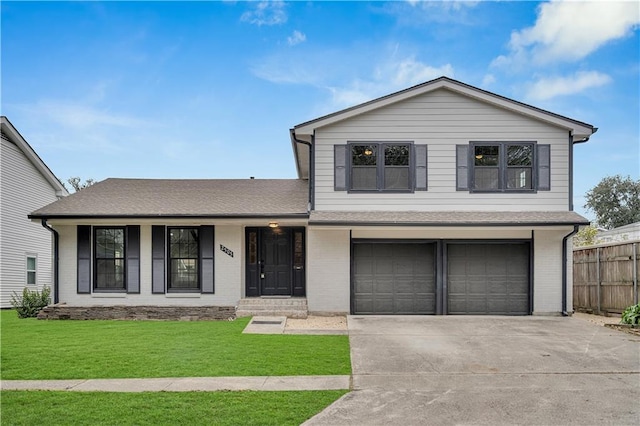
<box><xmin>537</xmin><ymin>144</ymin><xmax>551</xmax><ymax>191</ymax></box>
<box><xmin>126</xmin><ymin>226</ymin><xmax>140</xmax><ymax>294</ymax></box>
<box><xmin>456</xmin><ymin>145</ymin><xmax>469</xmax><ymax>190</ymax></box>
<box><xmin>414</xmin><ymin>145</ymin><xmax>428</xmax><ymax>191</ymax></box>
<box><xmin>152</xmin><ymin>225</ymin><xmax>165</xmax><ymax>294</ymax></box>
<box><xmin>200</xmin><ymin>225</ymin><xmax>215</xmax><ymax>294</ymax></box>
<box><xmin>77</xmin><ymin>225</ymin><xmax>91</xmax><ymax>294</ymax></box>
<box><xmin>334</xmin><ymin>145</ymin><xmax>348</xmax><ymax>191</ymax></box>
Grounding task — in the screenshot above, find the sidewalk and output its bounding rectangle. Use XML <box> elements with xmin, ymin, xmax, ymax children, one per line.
<box><xmin>1</xmin><ymin>375</ymin><xmax>351</xmax><ymax>392</ymax></box>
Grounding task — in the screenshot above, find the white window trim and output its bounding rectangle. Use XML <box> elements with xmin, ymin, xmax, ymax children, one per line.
<box><xmin>26</xmin><ymin>253</ymin><xmax>37</xmax><ymax>285</ymax></box>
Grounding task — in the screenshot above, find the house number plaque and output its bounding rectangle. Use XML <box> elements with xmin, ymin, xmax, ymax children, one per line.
<box><xmin>219</xmin><ymin>245</ymin><xmax>234</xmax><ymax>257</ymax></box>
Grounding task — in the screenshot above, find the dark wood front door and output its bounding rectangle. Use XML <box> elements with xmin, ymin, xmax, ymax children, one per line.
<box><xmin>245</xmin><ymin>227</ymin><xmax>305</xmax><ymax>297</ymax></box>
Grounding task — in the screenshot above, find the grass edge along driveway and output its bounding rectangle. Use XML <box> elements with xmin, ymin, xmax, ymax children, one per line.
<box><xmin>0</xmin><ymin>311</ymin><xmax>351</xmax><ymax>380</ymax></box>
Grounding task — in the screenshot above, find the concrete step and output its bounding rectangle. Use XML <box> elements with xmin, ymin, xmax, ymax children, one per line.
<box><xmin>236</xmin><ymin>298</ymin><xmax>308</xmax><ymax>319</ymax></box>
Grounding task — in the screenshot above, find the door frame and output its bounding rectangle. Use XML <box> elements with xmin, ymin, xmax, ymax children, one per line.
<box><xmin>245</xmin><ymin>227</ymin><xmax>306</xmax><ymax>297</ymax></box>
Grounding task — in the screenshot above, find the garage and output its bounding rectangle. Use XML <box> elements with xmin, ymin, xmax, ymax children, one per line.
<box><xmin>446</xmin><ymin>243</ymin><xmax>530</xmax><ymax>315</ymax></box>
<box><xmin>352</xmin><ymin>242</ymin><xmax>436</xmax><ymax>315</ymax></box>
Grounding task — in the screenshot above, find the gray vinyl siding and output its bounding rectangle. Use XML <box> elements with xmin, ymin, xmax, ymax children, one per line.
<box><xmin>314</xmin><ymin>89</ymin><xmax>571</xmax><ymax>212</ymax></box>
<box><xmin>0</xmin><ymin>136</ymin><xmax>59</xmax><ymax>307</ymax></box>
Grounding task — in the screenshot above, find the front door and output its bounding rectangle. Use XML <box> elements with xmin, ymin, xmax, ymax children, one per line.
<box><xmin>246</xmin><ymin>227</ymin><xmax>305</xmax><ymax>297</ymax></box>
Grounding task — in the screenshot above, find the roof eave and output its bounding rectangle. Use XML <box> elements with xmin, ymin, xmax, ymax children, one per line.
<box><xmin>308</xmin><ymin>220</ymin><xmax>590</xmax><ymax>227</ymax></box>
<box><xmin>30</xmin><ymin>213</ymin><xmax>310</xmax><ymax>220</ymax></box>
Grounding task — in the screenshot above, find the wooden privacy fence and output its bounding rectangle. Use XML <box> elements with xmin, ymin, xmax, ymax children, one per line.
<box><xmin>573</xmin><ymin>240</ymin><xmax>640</xmax><ymax>314</ymax></box>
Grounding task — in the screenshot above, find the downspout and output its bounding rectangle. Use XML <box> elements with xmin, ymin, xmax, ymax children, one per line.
<box><xmin>561</xmin><ymin>225</ymin><xmax>580</xmax><ymax>316</ymax></box>
<box><xmin>290</xmin><ymin>129</ymin><xmax>314</xmax><ymax>211</ymax></box>
<box><xmin>40</xmin><ymin>219</ymin><xmax>60</xmax><ymax>304</ymax></box>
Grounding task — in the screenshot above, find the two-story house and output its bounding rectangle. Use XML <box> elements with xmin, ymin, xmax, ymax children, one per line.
<box><xmin>1</xmin><ymin>116</ymin><xmax>68</xmax><ymax>308</ymax></box>
<box><xmin>29</xmin><ymin>77</ymin><xmax>594</xmax><ymax>319</ymax></box>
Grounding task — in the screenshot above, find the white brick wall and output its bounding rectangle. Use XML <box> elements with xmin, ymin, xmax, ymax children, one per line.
<box><xmin>306</xmin><ymin>228</ymin><xmax>351</xmax><ymax>313</ymax></box>
<box><xmin>533</xmin><ymin>229</ymin><xmax>568</xmax><ymax>314</ymax></box>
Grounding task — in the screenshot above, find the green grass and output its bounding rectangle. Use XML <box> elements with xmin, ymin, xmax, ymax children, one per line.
<box><xmin>1</xmin><ymin>390</ymin><xmax>348</xmax><ymax>426</ymax></box>
<box><xmin>0</xmin><ymin>310</ymin><xmax>350</xmax><ymax>380</ymax></box>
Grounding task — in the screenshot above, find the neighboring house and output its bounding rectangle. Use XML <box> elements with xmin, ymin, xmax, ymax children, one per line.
<box><xmin>29</xmin><ymin>77</ymin><xmax>595</xmax><ymax>317</ymax></box>
<box><xmin>596</xmin><ymin>222</ymin><xmax>640</xmax><ymax>243</ymax></box>
<box><xmin>1</xmin><ymin>116</ymin><xmax>68</xmax><ymax>308</ymax></box>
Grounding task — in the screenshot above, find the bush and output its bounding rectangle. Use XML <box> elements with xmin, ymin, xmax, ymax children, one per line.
<box><xmin>621</xmin><ymin>303</ymin><xmax>640</xmax><ymax>325</ymax></box>
<box><xmin>10</xmin><ymin>287</ymin><xmax>51</xmax><ymax>318</ymax></box>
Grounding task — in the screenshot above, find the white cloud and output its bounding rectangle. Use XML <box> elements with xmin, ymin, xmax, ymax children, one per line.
<box><xmin>240</xmin><ymin>1</ymin><xmax>287</xmax><ymax>26</ymax></box>
<box><xmin>497</xmin><ymin>0</ymin><xmax>640</xmax><ymax>66</ymax></box>
<box><xmin>287</xmin><ymin>30</ymin><xmax>306</xmax><ymax>46</ymax></box>
<box><xmin>482</xmin><ymin>74</ymin><xmax>496</xmax><ymax>87</ymax></box>
<box><xmin>525</xmin><ymin>71</ymin><xmax>612</xmax><ymax>101</ymax></box>
<box><xmin>406</xmin><ymin>0</ymin><xmax>480</xmax><ymax>12</ymax></box>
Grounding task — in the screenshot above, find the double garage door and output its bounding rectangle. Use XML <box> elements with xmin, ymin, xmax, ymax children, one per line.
<box><xmin>352</xmin><ymin>241</ymin><xmax>530</xmax><ymax>315</ymax></box>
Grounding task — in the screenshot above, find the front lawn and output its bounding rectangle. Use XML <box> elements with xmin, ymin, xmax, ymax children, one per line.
<box><xmin>0</xmin><ymin>311</ymin><xmax>350</xmax><ymax>380</ymax></box>
<box><xmin>1</xmin><ymin>390</ymin><xmax>348</xmax><ymax>426</ymax></box>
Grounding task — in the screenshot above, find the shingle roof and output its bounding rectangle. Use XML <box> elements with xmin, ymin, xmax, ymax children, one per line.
<box><xmin>30</xmin><ymin>178</ymin><xmax>309</xmax><ymax>218</ymax></box>
<box><xmin>309</xmin><ymin>210</ymin><xmax>589</xmax><ymax>226</ymax></box>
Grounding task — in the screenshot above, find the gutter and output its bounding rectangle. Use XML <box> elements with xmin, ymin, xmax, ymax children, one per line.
<box><xmin>561</xmin><ymin>225</ymin><xmax>581</xmax><ymax>316</ymax></box>
<box><xmin>40</xmin><ymin>219</ymin><xmax>60</xmax><ymax>304</ymax></box>
<box><xmin>290</xmin><ymin>128</ymin><xmax>314</xmax><ymax>211</ymax></box>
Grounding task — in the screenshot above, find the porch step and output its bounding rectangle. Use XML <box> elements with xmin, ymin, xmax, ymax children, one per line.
<box><xmin>236</xmin><ymin>298</ymin><xmax>308</xmax><ymax>319</ymax></box>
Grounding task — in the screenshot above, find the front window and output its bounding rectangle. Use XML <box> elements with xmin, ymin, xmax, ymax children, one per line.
<box><xmin>168</xmin><ymin>228</ymin><xmax>199</xmax><ymax>291</ymax></box>
<box><xmin>94</xmin><ymin>228</ymin><xmax>125</xmax><ymax>291</ymax></box>
<box><xmin>350</xmin><ymin>143</ymin><xmax>411</xmax><ymax>191</ymax></box>
<box><xmin>26</xmin><ymin>255</ymin><xmax>37</xmax><ymax>285</ymax></box>
<box><xmin>472</xmin><ymin>142</ymin><xmax>534</xmax><ymax>191</ymax></box>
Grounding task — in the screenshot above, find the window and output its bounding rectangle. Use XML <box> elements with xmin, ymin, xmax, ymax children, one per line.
<box><xmin>471</xmin><ymin>142</ymin><xmax>534</xmax><ymax>191</ymax></box>
<box><xmin>350</xmin><ymin>143</ymin><xmax>412</xmax><ymax>191</ymax></box>
<box><xmin>26</xmin><ymin>255</ymin><xmax>37</xmax><ymax>285</ymax></box>
<box><xmin>94</xmin><ymin>228</ymin><xmax>126</xmax><ymax>291</ymax></box>
<box><xmin>168</xmin><ymin>228</ymin><xmax>199</xmax><ymax>291</ymax></box>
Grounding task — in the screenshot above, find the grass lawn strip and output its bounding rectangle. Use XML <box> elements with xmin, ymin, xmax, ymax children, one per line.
<box><xmin>0</xmin><ymin>311</ymin><xmax>351</xmax><ymax>380</ymax></box>
<box><xmin>1</xmin><ymin>390</ymin><xmax>348</xmax><ymax>426</ymax></box>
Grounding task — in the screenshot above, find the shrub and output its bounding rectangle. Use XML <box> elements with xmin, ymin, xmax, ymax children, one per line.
<box><xmin>10</xmin><ymin>287</ymin><xmax>51</xmax><ymax>318</ymax></box>
<box><xmin>621</xmin><ymin>303</ymin><xmax>640</xmax><ymax>325</ymax></box>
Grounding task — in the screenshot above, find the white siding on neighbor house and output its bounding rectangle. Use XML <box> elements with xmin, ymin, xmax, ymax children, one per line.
<box><xmin>54</xmin><ymin>224</ymin><xmax>244</xmax><ymax>307</ymax></box>
<box><xmin>313</xmin><ymin>89</ymin><xmax>571</xmax><ymax>212</ymax></box>
<box><xmin>0</xmin><ymin>137</ymin><xmax>59</xmax><ymax>307</ymax></box>
<box><xmin>306</xmin><ymin>228</ymin><xmax>351</xmax><ymax>314</ymax></box>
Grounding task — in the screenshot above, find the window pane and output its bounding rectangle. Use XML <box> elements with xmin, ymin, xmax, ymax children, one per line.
<box><xmin>27</xmin><ymin>257</ymin><xmax>36</xmax><ymax>271</ymax></box>
<box><xmin>27</xmin><ymin>271</ymin><xmax>36</xmax><ymax>285</ymax></box>
<box><xmin>96</xmin><ymin>229</ymin><xmax>124</xmax><ymax>258</ymax></box>
<box><xmin>96</xmin><ymin>259</ymin><xmax>125</xmax><ymax>289</ymax></box>
<box><xmin>249</xmin><ymin>232</ymin><xmax>257</xmax><ymax>264</ymax></box>
<box><xmin>385</xmin><ymin>145</ymin><xmax>409</xmax><ymax>166</ymax></box>
<box><xmin>474</xmin><ymin>146</ymin><xmax>499</xmax><ymax>166</ymax></box>
<box><xmin>474</xmin><ymin>168</ymin><xmax>499</xmax><ymax>190</ymax></box>
<box><xmin>294</xmin><ymin>232</ymin><xmax>304</xmax><ymax>268</ymax></box>
<box><xmin>352</xmin><ymin>167</ymin><xmax>377</xmax><ymax>190</ymax></box>
<box><xmin>508</xmin><ymin>145</ymin><xmax>533</xmax><ymax>166</ymax></box>
<box><xmin>507</xmin><ymin>168</ymin><xmax>533</xmax><ymax>189</ymax></box>
<box><xmin>170</xmin><ymin>259</ymin><xmax>198</xmax><ymax>289</ymax></box>
<box><xmin>352</xmin><ymin>145</ymin><xmax>377</xmax><ymax>166</ymax></box>
<box><xmin>384</xmin><ymin>167</ymin><xmax>410</xmax><ymax>189</ymax></box>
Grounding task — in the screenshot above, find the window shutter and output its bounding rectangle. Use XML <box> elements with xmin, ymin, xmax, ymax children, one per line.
<box><xmin>414</xmin><ymin>145</ymin><xmax>428</xmax><ymax>191</ymax></box>
<box><xmin>456</xmin><ymin>145</ymin><xmax>469</xmax><ymax>190</ymax></box>
<box><xmin>77</xmin><ymin>225</ymin><xmax>91</xmax><ymax>294</ymax></box>
<box><xmin>334</xmin><ymin>145</ymin><xmax>348</xmax><ymax>191</ymax></box>
<box><xmin>537</xmin><ymin>144</ymin><xmax>551</xmax><ymax>191</ymax></box>
<box><xmin>200</xmin><ymin>225</ymin><xmax>215</xmax><ymax>294</ymax></box>
<box><xmin>126</xmin><ymin>226</ymin><xmax>140</xmax><ymax>294</ymax></box>
<box><xmin>151</xmin><ymin>225</ymin><xmax>165</xmax><ymax>294</ymax></box>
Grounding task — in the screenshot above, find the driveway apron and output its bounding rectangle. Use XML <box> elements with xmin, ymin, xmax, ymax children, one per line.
<box><xmin>305</xmin><ymin>316</ymin><xmax>640</xmax><ymax>426</ymax></box>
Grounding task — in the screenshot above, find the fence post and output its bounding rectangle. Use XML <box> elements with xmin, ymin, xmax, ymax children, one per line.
<box><xmin>596</xmin><ymin>247</ymin><xmax>601</xmax><ymax>314</ymax></box>
<box><xmin>634</xmin><ymin>242</ymin><xmax>638</xmax><ymax>305</ymax></box>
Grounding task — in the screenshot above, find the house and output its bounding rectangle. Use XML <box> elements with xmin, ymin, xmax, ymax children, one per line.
<box><xmin>29</xmin><ymin>77</ymin><xmax>595</xmax><ymax>319</ymax></box>
<box><xmin>596</xmin><ymin>222</ymin><xmax>640</xmax><ymax>243</ymax></box>
<box><xmin>1</xmin><ymin>116</ymin><xmax>68</xmax><ymax>308</ymax></box>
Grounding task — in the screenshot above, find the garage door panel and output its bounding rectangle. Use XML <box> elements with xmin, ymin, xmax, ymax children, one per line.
<box><xmin>447</xmin><ymin>243</ymin><xmax>530</xmax><ymax>315</ymax></box>
<box><xmin>353</xmin><ymin>243</ymin><xmax>436</xmax><ymax>315</ymax></box>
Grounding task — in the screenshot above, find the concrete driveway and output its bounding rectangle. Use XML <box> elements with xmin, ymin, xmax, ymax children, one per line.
<box><xmin>305</xmin><ymin>316</ymin><xmax>640</xmax><ymax>425</ymax></box>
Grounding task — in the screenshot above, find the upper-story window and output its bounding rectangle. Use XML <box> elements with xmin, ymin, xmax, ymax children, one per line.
<box><xmin>455</xmin><ymin>141</ymin><xmax>550</xmax><ymax>193</ymax></box>
<box><xmin>350</xmin><ymin>143</ymin><xmax>412</xmax><ymax>191</ymax></box>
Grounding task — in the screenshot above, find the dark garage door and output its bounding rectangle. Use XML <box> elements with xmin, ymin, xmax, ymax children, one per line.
<box><xmin>447</xmin><ymin>243</ymin><xmax>530</xmax><ymax>315</ymax></box>
<box><xmin>353</xmin><ymin>243</ymin><xmax>436</xmax><ymax>314</ymax></box>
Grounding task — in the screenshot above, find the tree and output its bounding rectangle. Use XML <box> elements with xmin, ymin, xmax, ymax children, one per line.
<box><xmin>584</xmin><ymin>175</ymin><xmax>640</xmax><ymax>229</ymax></box>
<box><xmin>572</xmin><ymin>225</ymin><xmax>600</xmax><ymax>247</ymax></box>
<box><xmin>63</xmin><ymin>177</ymin><xmax>95</xmax><ymax>193</ymax></box>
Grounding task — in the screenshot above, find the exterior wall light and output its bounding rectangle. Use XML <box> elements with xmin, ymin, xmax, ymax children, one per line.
<box><xmin>268</xmin><ymin>222</ymin><xmax>279</xmax><ymax>228</ymax></box>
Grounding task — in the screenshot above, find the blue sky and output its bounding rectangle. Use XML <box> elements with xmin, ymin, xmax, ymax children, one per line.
<box><xmin>2</xmin><ymin>0</ymin><xmax>638</xmax><ymax>220</ymax></box>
